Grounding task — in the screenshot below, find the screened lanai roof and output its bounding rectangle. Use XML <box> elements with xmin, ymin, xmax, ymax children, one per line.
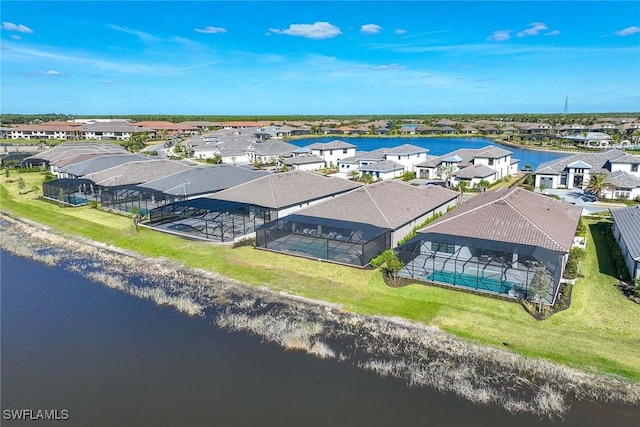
<box><xmin>158</xmin><ymin>197</ymin><xmax>250</xmax><ymax>213</ymax></box>
<box><xmin>276</xmin><ymin>214</ymin><xmax>390</xmax><ymax>243</ymax></box>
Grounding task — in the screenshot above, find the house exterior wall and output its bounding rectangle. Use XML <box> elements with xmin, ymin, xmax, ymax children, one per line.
<box><xmin>535</xmin><ymin>174</ymin><xmax>560</xmax><ymax>189</ymax></box>
<box><xmin>385</xmin><ymin>152</ymin><xmax>427</xmax><ymax>172</ymax></box>
<box><xmin>288</xmin><ymin>162</ymin><xmax>325</xmax><ymax>171</ymax></box>
<box><xmin>612</xmin><ymin>221</ymin><xmax>640</xmax><ymax>280</ymax></box>
<box><xmin>360</xmin><ymin>168</ymin><xmax>404</xmax><ymax>180</ymax></box>
<box><xmin>311</xmin><ymin>147</ymin><xmax>356</xmax><ymax>167</ymax></box>
<box><xmin>610</xmin><ymin>162</ymin><xmax>640</xmax><ymax>178</ymax></box>
<box><xmin>473</xmin><ymin>154</ymin><xmax>511</xmax><ymax>178</ymax></box>
<box><xmin>391</xmin><ymin>198</ymin><xmax>458</xmax><ymax>247</ymax></box>
<box><xmin>275</xmin><ymin>194</ymin><xmax>342</xmax><ymax>218</ymax></box>
<box><xmin>602</xmin><ymin>187</ymin><xmax>640</xmax><ymax>200</ymax></box>
<box><xmin>451</xmin><ymin>173</ymin><xmax>497</xmax><ymax>188</ymax></box>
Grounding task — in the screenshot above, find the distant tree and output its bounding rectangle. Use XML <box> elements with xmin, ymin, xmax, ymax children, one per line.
<box><xmin>347</xmin><ymin>169</ymin><xmax>360</xmax><ymax>180</ymax></box>
<box><xmin>523</xmin><ymin>164</ymin><xmax>533</xmax><ymax>172</ymax></box>
<box><xmin>539</xmin><ymin>182</ymin><xmax>547</xmax><ymax>194</ymax></box>
<box><xmin>17</xmin><ymin>176</ymin><xmax>25</xmax><ymax>192</ymax></box>
<box><xmin>586</xmin><ymin>173</ymin><xmax>614</xmax><ymax>200</ymax></box>
<box><xmin>381</xmin><ymin>252</ymin><xmax>404</xmax><ymax>284</ymax></box>
<box><xmin>458</xmin><ymin>180</ymin><xmax>468</xmax><ymax>195</ymax></box>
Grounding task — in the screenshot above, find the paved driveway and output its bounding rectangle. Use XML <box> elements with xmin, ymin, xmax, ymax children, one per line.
<box><xmin>542</xmin><ymin>188</ymin><xmax>627</xmax><ymax>215</ymax></box>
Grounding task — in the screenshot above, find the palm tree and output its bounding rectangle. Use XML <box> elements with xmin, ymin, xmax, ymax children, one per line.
<box><xmin>586</xmin><ymin>173</ymin><xmax>614</xmax><ymax>200</ymax></box>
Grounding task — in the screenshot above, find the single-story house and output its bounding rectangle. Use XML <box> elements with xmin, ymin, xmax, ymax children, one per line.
<box><xmin>146</xmin><ymin>170</ymin><xmax>361</xmax><ymax>242</ymax></box>
<box><xmin>396</xmin><ymin>187</ymin><xmax>582</xmax><ymax>305</ymax></box>
<box><xmin>256</xmin><ymin>180</ymin><xmax>459</xmax><ymax>266</ymax></box>
<box><xmin>281</xmin><ymin>154</ymin><xmax>326</xmax><ymax>171</ymax></box>
<box><xmin>358</xmin><ymin>160</ymin><xmax>405</xmax><ymax>180</ymax></box>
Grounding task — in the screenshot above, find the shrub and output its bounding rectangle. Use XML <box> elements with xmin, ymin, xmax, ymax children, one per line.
<box><xmin>370</xmin><ymin>249</ymin><xmax>394</xmax><ymax>268</ymax></box>
<box><xmin>232</xmin><ymin>237</ymin><xmax>256</xmax><ymax>248</ymax></box>
<box><xmin>603</xmin><ymin>224</ymin><xmax>630</xmax><ymax>280</ymax></box>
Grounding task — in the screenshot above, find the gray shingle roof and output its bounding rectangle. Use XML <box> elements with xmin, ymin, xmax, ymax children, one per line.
<box><xmin>82</xmin><ymin>160</ymin><xmax>192</xmax><ymax>186</ymax></box>
<box><xmin>138</xmin><ymin>165</ymin><xmax>268</xmax><ymax>196</ymax></box>
<box><xmin>415</xmin><ymin>145</ymin><xmax>512</xmax><ymax>169</ymax></box>
<box><xmin>209</xmin><ymin>170</ymin><xmax>361</xmax><ymax>209</ymax></box>
<box><xmin>419</xmin><ymin>187</ymin><xmax>582</xmax><ymax>252</ymax></box>
<box><xmin>611</xmin><ymin>206</ymin><xmax>640</xmax><ymax>261</ymax></box>
<box><xmin>293</xmin><ymin>180</ymin><xmax>459</xmax><ymax>230</ymax></box>
<box><xmin>249</xmin><ymin>140</ymin><xmax>298</xmax><ymax>156</ymax></box>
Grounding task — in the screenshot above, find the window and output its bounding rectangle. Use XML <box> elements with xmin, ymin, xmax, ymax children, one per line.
<box><xmin>431</xmin><ymin>242</ymin><xmax>455</xmax><ymax>254</ymax></box>
<box><xmin>330</xmin><ymin>150</ymin><xmax>333</xmax><ymax>155</ymax></box>
<box><xmin>343</xmin><ymin>148</ymin><xmax>348</xmax><ymax>154</ymax></box>
<box><xmin>488</xmin><ymin>159</ymin><xmax>494</xmax><ymax>166</ymax></box>
<box><xmin>398</xmin><ymin>156</ymin><xmax>401</xmax><ymax>160</ymax></box>
<box><xmin>632</xmin><ymin>164</ymin><xmax>638</xmax><ymax>172</ymax></box>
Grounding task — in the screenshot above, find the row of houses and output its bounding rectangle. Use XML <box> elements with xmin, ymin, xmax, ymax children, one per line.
<box><xmin>24</xmin><ymin>142</ymin><xmax>638</xmax><ymax>307</ymax></box>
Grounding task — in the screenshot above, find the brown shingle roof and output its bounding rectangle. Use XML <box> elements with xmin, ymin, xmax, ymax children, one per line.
<box><xmin>419</xmin><ymin>188</ymin><xmax>582</xmax><ymax>252</ymax></box>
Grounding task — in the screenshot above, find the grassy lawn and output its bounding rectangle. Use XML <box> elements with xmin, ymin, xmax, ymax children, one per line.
<box><xmin>1</xmin><ymin>170</ymin><xmax>639</xmax><ymax>380</ymax></box>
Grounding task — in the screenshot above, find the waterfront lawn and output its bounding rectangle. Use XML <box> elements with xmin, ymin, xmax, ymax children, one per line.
<box><xmin>1</xmin><ymin>173</ymin><xmax>639</xmax><ymax>381</ymax></box>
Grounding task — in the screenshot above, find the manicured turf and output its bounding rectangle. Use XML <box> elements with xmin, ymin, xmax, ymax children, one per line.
<box><xmin>2</xmin><ymin>171</ymin><xmax>639</xmax><ymax>380</ymax></box>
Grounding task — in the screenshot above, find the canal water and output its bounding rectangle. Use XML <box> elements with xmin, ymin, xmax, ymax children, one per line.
<box><xmin>1</xmin><ymin>250</ymin><xmax>638</xmax><ymax>426</ymax></box>
<box><xmin>292</xmin><ymin>137</ymin><xmax>565</xmax><ymax>170</ymax></box>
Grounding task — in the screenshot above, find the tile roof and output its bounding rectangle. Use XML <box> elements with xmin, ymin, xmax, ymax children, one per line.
<box><xmin>209</xmin><ymin>170</ymin><xmax>361</xmax><ymax>209</ymax></box>
<box><xmin>606</xmin><ymin>170</ymin><xmax>640</xmax><ymax>188</ymax></box>
<box><xmin>293</xmin><ymin>180</ymin><xmax>459</xmax><ymax>230</ymax></box>
<box><xmin>611</xmin><ymin>206</ymin><xmax>640</xmax><ymax>261</ymax></box>
<box><xmin>59</xmin><ymin>154</ymin><xmax>151</xmax><ymax>176</ymax></box>
<box><xmin>308</xmin><ymin>140</ymin><xmax>357</xmax><ymax>150</ymax></box>
<box><xmin>138</xmin><ymin>164</ymin><xmax>268</xmax><ymax>196</ymax></box>
<box><xmin>535</xmin><ymin>149</ymin><xmax>628</xmax><ymax>175</ymax></box>
<box><xmin>82</xmin><ymin>160</ymin><xmax>192</xmax><ymax>186</ymax></box>
<box><xmin>282</xmin><ymin>154</ymin><xmax>325</xmax><ymax>165</ymax></box>
<box><xmin>359</xmin><ymin>160</ymin><xmax>404</xmax><ymax>172</ymax></box>
<box><xmin>419</xmin><ymin>187</ymin><xmax>582</xmax><ymax>252</ymax></box>
<box><xmin>24</xmin><ymin>142</ymin><xmax>128</xmax><ymax>165</ymax></box>
<box><xmin>383</xmin><ymin>144</ymin><xmax>428</xmax><ymax>155</ymax></box>
<box><xmin>453</xmin><ymin>164</ymin><xmax>497</xmax><ymax>179</ymax></box>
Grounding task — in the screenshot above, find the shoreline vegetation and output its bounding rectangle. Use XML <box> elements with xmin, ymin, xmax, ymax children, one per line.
<box><xmin>1</xmin><ymin>214</ymin><xmax>639</xmax><ymax>418</ymax></box>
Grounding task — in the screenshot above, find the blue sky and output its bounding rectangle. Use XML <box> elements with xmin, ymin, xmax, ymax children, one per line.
<box><xmin>1</xmin><ymin>1</ymin><xmax>639</xmax><ymax>115</ymax></box>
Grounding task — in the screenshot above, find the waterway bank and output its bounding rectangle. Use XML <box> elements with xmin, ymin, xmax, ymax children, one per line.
<box><xmin>2</xmin><ymin>212</ymin><xmax>639</xmax><ymax>419</ymax></box>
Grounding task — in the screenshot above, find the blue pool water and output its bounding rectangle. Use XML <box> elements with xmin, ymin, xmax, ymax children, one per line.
<box><xmin>428</xmin><ymin>270</ymin><xmax>517</xmax><ymax>294</ymax></box>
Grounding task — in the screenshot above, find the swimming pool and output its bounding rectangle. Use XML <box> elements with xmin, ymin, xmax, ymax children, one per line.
<box><xmin>427</xmin><ymin>270</ymin><xmax>519</xmax><ymax>295</ymax></box>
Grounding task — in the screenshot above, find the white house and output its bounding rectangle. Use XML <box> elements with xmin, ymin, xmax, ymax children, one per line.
<box><xmin>358</xmin><ymin>160</ymin><xmax>405</xmax><ymax>180</ymax></box>
<box><xmin>281</xmin><ymin>154</ymin><xmax>326</xmax><ymax>171</ymax></box>
<box><xmin>535</xmin><ymin>150</ymin><xmax>640</xmax><ymax>198</ymax></box>
<box><xmin>415</xmin><ymin>145</ymin><xmax>516</xmax><ymax>185</ymax></box>
<box><xmin>308</xmin><ymin>140</ymin><xmax>357</xmax><ymax>167</ymax></box>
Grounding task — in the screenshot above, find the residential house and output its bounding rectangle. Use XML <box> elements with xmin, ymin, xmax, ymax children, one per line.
<box><xmin>610</xmin><ymin>206</ymin><xmax>640</xmax><ymax>280</ymax></box>
<box><xmin>307</xmin><ymin>140</ymin><xmax>357</xmax><ymax>167</ymax></box>
<box><xmin>256</xmin><ymin>181</ymin><xmax>459</xmax><ymax>266</ymax></box>
<box><xmin>396</xmin><ymin>187</ymin><xmax>582</xmax><ymax>304</ymax></box>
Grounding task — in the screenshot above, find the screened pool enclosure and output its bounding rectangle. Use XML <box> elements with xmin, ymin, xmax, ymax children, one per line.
<box><xmin>256</xmin><ymin>214</ymin><xmax>392</xmax><ymax>267</ymax></box>
<box><xmin>43</xmin><ymin>179</ymin><xmax>96</xmax><ymax>206</ymax></box>
<box><xmin>147</xmin><ymin>198</ymin><xmax>276</xmax><ymax>242</ymax></box>
<box><xmin>395</xmin><ymin>233</ymin><xmax>564</xmax><ymax>305</ymax></box>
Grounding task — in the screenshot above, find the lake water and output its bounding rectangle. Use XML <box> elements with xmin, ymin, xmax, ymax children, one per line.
<box><xmin>291</xmin><ymin>137</ymin><xmax>565</xmax><ymax>170</ymax></box>
<box><xmin>2</xmin><ymin>250</ymin><xmax>638</xmax><ymax>426</ymax></box>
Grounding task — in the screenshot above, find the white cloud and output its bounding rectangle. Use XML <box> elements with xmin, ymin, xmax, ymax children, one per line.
<box><xmin>517</xmin><ymin>22</ymin><xmax>548</xmax><ymax>37</ymax></box>
<box><xmin>361</xmin><ymin>24</ymin><xmax>382</xmax><ymax>34</ymax></box>
<box><xmin>488</xmin><ymin>30</ymin><xmax>511</xmax><ymax>41</ymax></box>
<box><xmin>395</xmin><ymin>29</ymin><xmax>407</xmax><ymax>35</ymax></box>
<box><xmin>2</xmin><ymin>22</ymin><xmax>34</xmax><ymax>34</ymax></box>
<box><xmin>268</xmin><ymin>22</ymin><xmax>341</xmax><ymax>40</ymax></box>
<box><xmin>615</xmin><ymin>26</ymin><xmax>640</xmax><ymax>36</ymax></box>
<box><xmin>40</xmin><ymin>70</ymin><xmax>63</xmax><ymax>76</ymax></box>
<box><xmin>545</xmin><ymin>30</ymin><xmax>560</xmax><ymax>36</ymax></box>
<box><xmin>107</xmin><ymin>24</ymin><xmax>159</xmax><ymax>42</ymax></box>
<box><xmin>11</xmin><ymin>35</ymin><xmax>21</xmax><ymax>40</ymax></box>
<box><xmin>99</xmin><ymin>80</ymin><xmax>125</xmax><ymax>85</ymax></box>
<box><xmin>195</xmin><ymin>26</ymin><xmax>227</xmax><ymax>34</ymax></box>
